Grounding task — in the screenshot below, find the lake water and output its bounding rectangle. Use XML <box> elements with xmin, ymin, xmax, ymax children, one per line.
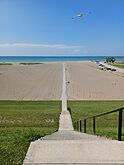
<box><xmin>0</xmin><ymin>56</ymin><xmax>124</xmax><ymax>63</ymax></box>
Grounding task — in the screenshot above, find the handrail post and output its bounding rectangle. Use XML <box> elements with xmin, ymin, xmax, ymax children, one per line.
<box><xmin>75</xmin><ymin>121</ymin><xmax>77</xmax><ymax>130</ymax></box>
<box><xmin>76</xmin><ymin>121</ymin><xmax>77</xmax><ymax>131</ymax></box>
<box><xmin>93</xmin><ymin>117</ymin><xmax>96</xmax><ymax>134</ymax></box>
<box><xmin>118</xmin><ymin>109</ymin><xmax>123</xmax><ymax>141</ymax></box>
<box><xmin>67</xmin><ymin>107</ymin><xmax>71</xmax><ymax>116</ymax></box>
<box><xmin>78</xmin><ymin>121</ymin><xmax>80</xmax><ymax>131</ymax></box>
<box><xmin>74</xmin><ymin>122</ymin><xmax>76</xmax><ymax>129</ymax></box>
<box><xmin>84</xmin><ymin>119</ymin><xmax>86</xmax><ymax>133</ymax></box>
<box><xmin>77</xmin><ymin>121</ymin><xmax>79</xmax><ymax>131</ymax></box>
<box><xmin>80</xmin><ymin>120</ymin><xmax>82</xmax><ymax>132</ymax></box>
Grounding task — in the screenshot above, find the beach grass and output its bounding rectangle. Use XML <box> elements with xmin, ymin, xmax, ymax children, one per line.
<box><xmin>0</xmin><ymin>63</ymin><xmax>13</xmax><ymax>65</ymax></box>
<box><xmin>68</xmin><ymin>100</ymin><xmax>124</xmax><ymax>140</ymax></box>
<box><xmin>0</xmin><ymin>100</ymin><xmax>61</xmax><ymax>165</ymax></box>
<box><xmin>111</xmin><ymin>62</ymin><xmax>124</xmax><ymax>69</ymax></box>
<box><xmin>20</xmin><ymin>62</ymin><xmax>43</xmax><ymax>65</ymax></box>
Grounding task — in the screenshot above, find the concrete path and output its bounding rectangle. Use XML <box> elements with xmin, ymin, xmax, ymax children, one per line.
<box><xmin>23</xmin><ymin>63</ymin><xmax>124</xmax><ymax>165</ymax></box>
<box><xmin>59</xmin><ymin>63</ymin><xmax>73</xmax><ymax>131</ymax></box>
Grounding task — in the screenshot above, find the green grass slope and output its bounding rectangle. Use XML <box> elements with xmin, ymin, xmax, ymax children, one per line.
<box><xmin>0</xmin><ymin>101</ymin><xmax>61</xmax><ymax>165</ymax></box>
<box><xmin>111</xmin><ymin>62</ymin><xmax>124</xmax><ymax>69</ymax></box>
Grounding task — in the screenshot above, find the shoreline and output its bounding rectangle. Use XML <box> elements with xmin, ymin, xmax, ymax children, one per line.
<box><xmin>0</xmin><ymin>60</ymin><xmax>91</xmax><ymax>64</ymax></box>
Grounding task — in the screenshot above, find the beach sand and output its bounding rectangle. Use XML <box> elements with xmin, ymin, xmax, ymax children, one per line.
<box><xmin>66</xmin><ymin>62</ymin><xmax>124</xmax><ymax>100</ymax></box>
<box><xmin>0</xmin><ymin>62</ymin><xmax>124</xmax><ymax>100</ymax></box>
<box><xmin>0</xmin><ymin>63</ymin><xmax>62</xmax><ymax>100</ymax></box>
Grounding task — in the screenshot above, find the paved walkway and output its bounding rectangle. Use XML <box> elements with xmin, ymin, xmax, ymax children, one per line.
<box><xmin>59</xmin><ymin>63</ymin><xmax>73</xmax><ymax>131</ymax></box>
<box><xmin>23</xmin><ymin>63</ymin><xmax>124</xmax><ymax>165</ymax></box>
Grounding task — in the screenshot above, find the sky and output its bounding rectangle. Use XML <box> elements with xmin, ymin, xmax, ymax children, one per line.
<box><xmin>0</xmin><ymin>0</ymin><xmax>124</xmax><ymax>56</ymax></box>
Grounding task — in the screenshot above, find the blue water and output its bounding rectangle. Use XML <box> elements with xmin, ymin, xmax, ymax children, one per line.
<box><xmin>0</xmin><ymin>56</ymin><xmax>124</xmax><ymax>63</ymax></box>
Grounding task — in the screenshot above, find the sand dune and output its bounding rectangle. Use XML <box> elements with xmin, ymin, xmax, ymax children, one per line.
<box><xmin>66</xmin><ymin>62</ymin><xmax>124</xmax><ymax>100</ymax></box>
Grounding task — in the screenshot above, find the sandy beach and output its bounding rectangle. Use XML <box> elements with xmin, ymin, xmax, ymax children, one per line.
<box><xmin>0</xmin><ymin>61</ymin><xmax>124</xmax><ymax>100</ymax></box>
<box><xmin>66</xmin><ymin>62</ymin><xmax>124</xmax><ymax>100</ymax></box>
<box><xmin>0</xmin><ymin>63</ymin><xmax>62</xmax><ymax>100</ymax></box>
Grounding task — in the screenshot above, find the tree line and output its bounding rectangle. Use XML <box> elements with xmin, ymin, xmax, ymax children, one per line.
<box><xmin>106</xmin><ymin>57</ymin><xmax>116</xmax><ymax>63</ymax></box>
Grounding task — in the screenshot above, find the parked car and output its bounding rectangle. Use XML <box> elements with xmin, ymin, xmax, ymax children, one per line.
<box><xmin>99</xmin><ymin>64</ymin><xmax>104</xmax><ymax>67</ymax></box>
<box><xmin>111</xmin><ymin>68</ymin><xmax>116</xmax><ymax>71</ymax></box>
<box><xmin>106</xmin><ymin>67</ymin><xmax>111</xmax><ymax>70</ymax></box>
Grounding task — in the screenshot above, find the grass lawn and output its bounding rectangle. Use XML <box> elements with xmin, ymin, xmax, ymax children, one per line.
<box><xmin>111</xmin><ymin>62</ymin><xmax>124</xmax><ymax>69</ymax></box>
<box><xmin>0</xmin><ymin>101</ymin><xmax>61</xmax><ymax>165</ymax></box>
<box><xmin>68</xmin><ymin>101</ymin><xmax>124</xmax><ymax>140</ymax></box>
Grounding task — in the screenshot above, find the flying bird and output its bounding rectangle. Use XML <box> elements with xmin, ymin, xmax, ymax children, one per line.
<box><xmin>72</xmin><ymin>12</ymin><xmax>91</xmax><ymax>19</ymax></box>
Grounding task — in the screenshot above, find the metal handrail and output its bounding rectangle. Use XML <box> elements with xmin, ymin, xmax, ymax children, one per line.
<box><xmin>86</xmin><ymin>107</ymin><xmax>124</xmax><ymax>119</ymax></box>
<box><xmin>74</xmin><ymin>106</ymin><xmax>124</xmax><ymax>141</ymax></box>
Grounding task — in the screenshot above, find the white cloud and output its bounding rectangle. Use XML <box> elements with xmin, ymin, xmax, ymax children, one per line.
<box><xmin>73</xmin><ymin>49</ymin><xmax>80</xmax><ymax>53</ymax></box>
<box><xmin>0</xmin><ymin>43</ymin><xmax>81</xmax><ymax>49</ymax></box>
<box><xmin>0</xmin><ymin>42</ymin><xmax>84</xmax><ymax>56</ymax></box>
